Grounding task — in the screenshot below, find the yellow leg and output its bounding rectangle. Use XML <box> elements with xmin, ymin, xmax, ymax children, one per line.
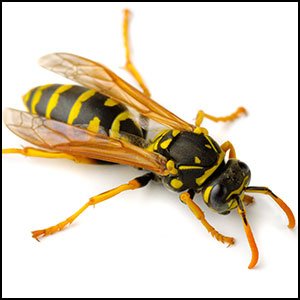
<box><xmin>32</xmin><ymin>173</ymin><xmax>154</xmax><ymax>240</ymax></box>
<box><xmin>180</xmin><ymin>191</ymin><xmax>235</xmax><ymax>246</ymax></box>
<box><xmin>220</xmin><ymin>141</ymin><xmax>236</xmax><ymax>159</ymax></box>
<box><xmin>195</xmin><ymin>107</ymin><xmax>247</xmax><ymax>127</ymax></box>
<box><xmin>123</xmin><ymin>9</ymin><xmax>151</xmax><ymax>97</ymax></box>
<box><xmin>2</xmin><ymin>147</ymin><xmax>98</xmax><ymax>164</ymax></box>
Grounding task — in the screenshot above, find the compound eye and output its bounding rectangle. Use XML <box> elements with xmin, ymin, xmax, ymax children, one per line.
<box><xmin>210</xmin><ymin>184</ymin><xmax>227</xmax><ymax>202</ymax></box>
<box><xmin>208</xmin><ymin>184</ymin><xmax>229</xmax><ymax>213</ymax></box>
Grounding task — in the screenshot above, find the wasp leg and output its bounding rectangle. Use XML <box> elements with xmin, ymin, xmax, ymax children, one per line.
<box><xmin>220</xmin><ymin>141</ymin><xmax>236</xmax><ymax>159</ymax></box>
<box><xmin>123</xmin><ymin>9</ymin><xmax>151</xmax><ymax>97</ymax></box>
<box><xmin>31</xmin><ymin>173</ymin><xmax>154</xmax><ymax>240</ymax></box>
<box><xmin>195</xmin><ymin>107</ymin><xmax>247</xmax><ymax>127</ymax></box>
<box><xmin>243</xmin><ymin>195</ymin><xmax>255</xmax><ymax>206</ymax></box>
<box><xmin>180</xmin><ymin>190</ymin><xmax>235</xmax><ymax>246</ymax></box>
<box><xmin>2</xmin><ymin>147</ymin><xmax>98</xmax><ymax>164</ymax></box>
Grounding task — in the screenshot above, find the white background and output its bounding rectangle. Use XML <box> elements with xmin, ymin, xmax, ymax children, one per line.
<box><xmin>2</xmin><ymin>2</ymin><xmax>298</xmax><ymax>298</ymax></box>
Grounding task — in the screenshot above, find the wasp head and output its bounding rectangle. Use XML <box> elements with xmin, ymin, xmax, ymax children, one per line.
<box><xmin>201</xmin><ymin>159</ymin><xmax>251</xmax><ymax>214</ymax></box>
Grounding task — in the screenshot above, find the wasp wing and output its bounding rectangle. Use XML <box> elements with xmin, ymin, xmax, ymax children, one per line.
<box><xmin>4</xmin><ymin>109</ymin><xmax>169</xmax><ymax>176</ymax></box>
<box><xmin>39</xmin><ymin>53</ymin><xmax>195</xmax><ymax>132</ymax></box>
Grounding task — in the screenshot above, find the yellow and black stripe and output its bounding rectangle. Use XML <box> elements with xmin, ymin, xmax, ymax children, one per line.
<box><xmin>23</xmin><ymin>84</ymin><xmax>143</xmax><ymax>141</ymax></box>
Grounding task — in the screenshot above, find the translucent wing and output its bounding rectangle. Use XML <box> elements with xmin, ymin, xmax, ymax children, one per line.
<box><xmin>4</xmin><ymin>109</ymin><xmax>169</xmax><ymax>176</ymax></box>
<box><xmin>39</xmin><ymin>53</ymin><xmax>195</xmax><ymax>132</ymax></box>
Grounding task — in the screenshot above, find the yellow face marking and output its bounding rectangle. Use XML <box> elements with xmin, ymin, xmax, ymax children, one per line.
<box><xmin>205</xmin><ymin>136</ymin><xmax>217</xmax><ymax>152</ymax></box>
<box><xmin>160</xmin><ymin>138</ymin><xmax>173</xmax><ymax>149</ymax></box>
<box><xmin>226</xmin><ymin>176</ymin><xmax>250</xmax><ymax>202</ymax></box>
<box><xmin>194</xmin><ymin>156</ymin><xmax>201</xmax><ymax>164</ymax></box>
<box><xmin>196</xmin><ymin>151</ymin><xmax>225</xmax><ymax>186</ymax></box>
<box><xmin>227</xmin><ymin>199</ymin><xmax>238</xmax><ymax>210</ymax></box>
<box><xmin>170</xmin><ymin>178</ymin><xmax>183</xmax><ymax>189</ymax></box>
<box><xmin>67</xmin><ymin>89</ymin><xmax>96</xmax><ymax>124</ymax></box>
<box><xmin>31</xmin><ymin>84</ymin><xmax>54</xmax><ymax>114</ymax></box>
<box><xmin>205</xmin><ymin>144</ymin><xmax>212</xmax><ymax>149</ymax></box>
<box><xmin>87</xmin><ymin>116</ymin><xmax>101</xmax><ymax>133</ymax></box>
<box><xmin>104</xmin><ymin>98</ymin><xmax>118</xmax><ymax>107</ymax></box>
<box><xmin>203</xmin><ymin>186</ymin><xmax>213</xmax><ymax>203</ymax></box>
<box><xmin>166</xmin><ymin>160</ymin><xmax>178</xmax><ymax>175</ymax></box>
<box><xmin>110</xmin><ymin>111</ymin><xmax>131</xmax><ymax>138</ymax></box>
<box><xmin>178</xmin><ymin>165</ymin><xmax>203</xmax><ymax>170</ymax></box>
<box><xmin>172</xmin><ymin>130</ymin><xmax>180</xmax><ymax>137</ymax></box>
<box><xmin>45</xmin><ymin>85</ymin><xmax>73</xmax><ymax>118</ymax></box>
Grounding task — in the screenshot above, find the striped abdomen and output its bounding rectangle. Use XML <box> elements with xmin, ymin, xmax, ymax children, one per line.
<box><xmin>23</xmin><ymin>84</ymin><xmax>143</xmax><ymax>140</ymax></box>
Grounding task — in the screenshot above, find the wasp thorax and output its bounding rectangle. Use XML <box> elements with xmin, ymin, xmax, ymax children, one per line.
<box><xmin>154</xmin><ymin>131</ymin><xmax>225</xmax><ymax>192</ymax></box>
<box><xmin>202</xmin><ymin>159</ymin><xmax>251</xmax><ymax>214</ymax></box>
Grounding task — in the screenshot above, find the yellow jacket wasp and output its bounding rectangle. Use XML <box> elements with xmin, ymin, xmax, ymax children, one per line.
<box><xmin>2</xmin><ymin>9</ymin><xmax>295</xmax><ymax>269</ymax></box>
